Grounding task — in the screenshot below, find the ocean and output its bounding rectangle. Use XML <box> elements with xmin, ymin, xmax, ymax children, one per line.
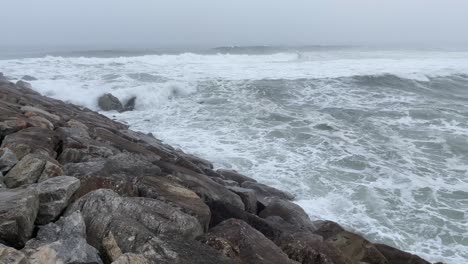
<box><xmin>1</xmin><ymin>46</ymin><xmax>467</xmax><ymax>263</ymax></box>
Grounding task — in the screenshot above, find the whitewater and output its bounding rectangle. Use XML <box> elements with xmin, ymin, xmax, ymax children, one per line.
<box><xmin>1</xmin><ymin>47</ymin><xmax>467</xmax><ymax>263</ymax></box>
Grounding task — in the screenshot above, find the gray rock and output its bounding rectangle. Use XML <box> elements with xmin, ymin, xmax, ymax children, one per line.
<box><xmin>16</xmin><ymin>80</ymin><xmax>33</xmax><ymax>90</ymax></box>
<box><xmin>35</xmin><ymin>176</ymin><xmax>81</xmax><ymax>225</ymax></box>
<box><xmin>21</xmin><ymin>106</ymin><xmax>61</xmax><ymax>122</ymax></box>
<box><xmin>212</xmin><ymin>178</ymin><xmax>239</xmax><ymax>187</ymax></box>
<box><xmin>0</xmin><ymin>147</ymin><xmax>18</xmax><ymax>174</ymax></box>
<box><xmin>198</xmin><ymin>218</ymin><xmax>297</xmax><ymax>264</ymax></box>
<box><xmin>0</xmin><ymin>73</ymin><xmax>6</xmax><ymax>82</ymax></box>
<box><xmin>241</xmin><ymin>181</ymin><xmax>294</xmax><ymax>206</ymax></box>
<box><xmin>1</xmin><ymin>127</ymin><xmax>59</xmax><ymax>160</ymax></box>
<box><xmin>111</xmin><ymin>253</ymin><xmax>150</xmax><ymax>264</ymax></box>
<box><xmin>37</xmin><ymin>160</ymin><xmax>64</xmax><ymax>182</ymax></box>
<box><xmin>98</xmin><ymin>93</ymin><xmax>124</xmax><ymax>111</ymax></box>
<box><xmin>259</xmin><ymin>198</ymin><xmax>314</xmax><ymax>230</ymax></box>
<box><xmin>0</xmin><ymin>188</ymin><xmax>39</xmax><ymax>248</ymax></box>
<box><xmin>23</xmin><ymin>212</ymin><xmax>103</xmax><ymax>264</ymax></box>
<box><xmin>0</xmin><ymin>243</ymin><xmax>29</xmax><ymax>264</ymax></box>
<box><xmin>375</xmin><ymin>244</ymin><xmax>430</xmax><ymax>264</ymax></box>
<box><xmin>21</xmin><ymin>75</ymin><xmax>37</xmax><ymax>81</ymax></box>
<box><xmin>217</xmin><ymin>169</ymin><xmax>257</xmax><ymax>184</ymax></box>
<box><xmin>122</xmin><ymin>96</ymin><xmax>136</xmax><ymax>112</ymax></box>
<box><xmin>227</xmin><ymin>186</ymin><xmax>257</xmax><ymax>213</ymax></box>
<box><xmin>4</xmin><ymin>154</ymin><xmax>46</xmax><ymax>188</ymax></box>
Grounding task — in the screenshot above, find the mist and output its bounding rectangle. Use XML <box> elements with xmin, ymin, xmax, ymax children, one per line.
<box><xmin>1</xmin><ymin>0</ymin><xmax>468</xmax><ymax>48</ymax></box>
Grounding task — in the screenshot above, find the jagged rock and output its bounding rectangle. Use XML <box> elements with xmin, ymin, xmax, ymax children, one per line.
<box><xmin>313</xmin><ymin>221</ymin><xmax>388</xmax><ymax>264</ymax></box>
<box><xmin>138</xmin><ymin>176</ymin><xmax>211</xmax><ymax>231</ymax></box>
<box><xmin>227</xmin><ymin>186</ymin><xmax>257</xmax><ymax>213</ymax></box>
<box><xmin>179</xmin><ymin>152</ymin><xmax>213</xmax><ymax>170</ymax></box>
<box><xmin>1</xmin><ymin>127</ymin><xmax>59</xmax><ymax>160</ymax></box>
<box><xmin>117</xmin><ymin>129</ymin><xmax>177</xmax><ymax>162</ymax></box>
<box><xmin>0</xmin><ymin>243</ymin><xmax>29</xmax><ymax>264</ymax></box>
<box><xmin>21</xmin><ymin>75</ymin><xmax>37</xmax><ymax>81</ymax></box>
<box><xmin>0</xmin><ymin>188</ymin><xmax>39</xmax><ymax>248</ymax></box>
<box><xmin>66</xmin><ymin>189</ymin><xmax>232</xmax><ymax>264</ymax></box>
<box><xmin>23</xmin><ymin>212</ymin><xmax>103</xmax><ymax>264</ymax></box>
<box><xmin>0</xmin><ymin>117</ymin><xmax>29</xmax><ymax>140</ymax></box>
<box><xmin>111</xmin><ymin>253</ymin><xmax>150</xmax><ymax>264</ymax></box>
<box><xmin>217</xmin><ymin>169</ymin><xmax>257</xmax><ymax>184</ymax></box>
<box><xmin>241</xmin><ymin>181</ymin><xmax>294</xmax><ymax>206</ymax></box>
<box><xmin>259</xmin><ymin>198</ymin><xmax>314</xmax><ymax>230</ymax></box>
<box><xmin>98</xmin><ymin>93</ymin><xmax>124</xmax><ymax>111</ymax></box>
<box><xmin>212</xmin><ymin>178</ymin><xmax>239</xmax><ymax>187</ymax></box>
<box><xmin>122</xmin><ymin>96</ymin><xmax>136</xmax><ymax>112</ymax></box>
<box><xmin>198</xmin><ymin>218</ymin><xmax>297</xmax><ymax>264</ymax></box>
<box><xmin>35</xmin><ymin>176</ymin><xmax>80</xmax><ymax>225</ymax></box>
<box><xmin>156</xmin><ymin>161</ymin><xmax>245</xmax><ymax>212</ymax></box>
<box><xmin>4</xmin><ymin>154</ymin><xmax>46</xmax><ymax>188</ymax></box>
<box><xmin>21</xmin><ymin>106</ymin><xmax>60</xmax><ymax>122</ymax></box>
<box><xmin>26</xmin><ymin>115</ymin><xmax>54</xmax><ymax>130</ymax></box>
<box><xmin>38</xmin><ymin>160</ymin><xmax>64</xmax><ymax>182</ymax></box>
<box><xmin>375</xmin><ymin>244</ymin><xmax>430</xmax><ymax>264</ymax></box>
<box><xmin>94</xmin><ymin>127</ymin><xmax>158</xmax><ymax>158</ymax></box>
<box><xmin>0</xmin><ymin>147</ymin><xmax>18</xmax><ymax>173</ymax></box>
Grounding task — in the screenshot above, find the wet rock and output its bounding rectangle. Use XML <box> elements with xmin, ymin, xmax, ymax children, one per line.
<box><xmin>375</xmin><ymin>244</ymin><xmax>430</xmax><ymax>264</ymax></box>
<box><xmin>0</xmin><ymin>188</ymin><xmax>39</xmax><ymax>248</ymax></box>
<box><xmin>259</xmin><ymin>198</ymin><xmax>314</xmax><ymax>230</ymax></box>
<box><xmin>67</xmin><ymin>189</ymin><xmax>230</xmax><ymax>264</ymax></box>
<box><xmin>21</xmin><ymin>75</ymin><xmax>37</xmax><ymax>81</ymax></box>
<box><xmin>16</xmin><ymin>80</ymin><xmax>33</xmax><ymax>90</ymax></box>
<box><xmin>0</xmin><ymin>243</ymin><xmax>29</xmax><ymax>264</ymax></box>
<box><xmin>98</xmin><ymin>93</ymin><xmax>124</xmax><ymax>111</ymax></box>
<box><xmin>94</xmin><ymin>127</ymin><xmax>157</xmax><ymax>158</ymax></box>
<box><xmin>38</xmin><ymin>160</ymin><xmax>64</xmax><ymax>182</ymax></box>
<box><xmin>0</xmin><ymin>117</ymin><xmax>29</xmax><ymax>141</ymax></box>
<box><xmin>138</xmin><ymin>176</ymin><xmax>211</xmax><ymax>231</ymax></box>
<box><xmin>179</xmin><ymin>152</ymin><xmax>213</xmax><ymax>171</ymax></box>
<box><xmin>4</xmin><ymin>154</ymin><xmax>46</xmax><ymax>188</ymax></box>
<box><xmin>122</xmin><ymin>96</ymin><xmax>136</xmax><ymax>112</ymax></box>
<box><xmin>0</xmin><ymin>147</ymin><xmax>18</xmax><ymax>174</ymax></box>
<box><xmin>217</xmin><ymin>169</ymin><xmax>257</xmax><ymax>184</ymax></box>
<box><xmin>35</xmin><ymin>176</ymin><xmax>80</xmax><ymax>225</ymax></box>
<box><xmin>26</xmin><ymin>115</ymin><xmax>54</xmax><ymax>130</ymax></box>
<box><xmin>212</xmin><ymin>178</ymin><xmax>239</xmax><ymax>187</ymax></box>
<box><xmin>227</xmin><ymin>186</ymin><xmax>257</xmax><ymax>213</ymax></box>
<box><xmin>241</xmin><ymin>181</ymin><xmax>295</xmax><ymax>206</ymax></box>
<box><xmin>117</xmin><ymin>129</ymin><xmax>177</xmax><ymax>162</ymax></box>
<box><xmin>314</xmin><ymin>221</ymin><xmax>388</xmax><ymax>264</ymax></box>
<box><xmin>0</xmin><ymin>73</ymin><xmax>6</xmax><ymax>82</ymax></box>
<box><xmin>23</xmin><ymin>212</ymin><xmax>103</xmax><ymax>264</ymax></box>
<box><xmin>198</xmin><ymin>218</ymin><xmax>297</xmax><ymax>264</ymax></box>
<box><xmin>111</xmin><ymin>253</ymin><xmax>150</xmax><ymax>264</ymax></box>
<box><xmin>21</xmin><ymin>106</ymin><xmax>60</xmax><ymax>122</ymax></box>
<box><xmin>1</xmin><ymin>127</ymin><xmax>59</xmax><ymax>160</ymax></box>
<box><xmin>156</xmin><ymin>161</ymin><xmax>245</xmax><ymax>211</ymax></box>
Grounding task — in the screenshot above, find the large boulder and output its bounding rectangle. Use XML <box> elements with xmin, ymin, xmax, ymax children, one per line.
<box><xmin>112</xmin><ymin>253</ymin><xmax>149</xmax><ymax>264</ymax></box>
<box><xmin>23</xmin><ymin>212</ymin><xmax>103</xmax><ymax>264</ymax></box>
<box><xmin>0</xmin><ymin>188</ymin><xmax>39</xmax><ymax>248</ymax></box>
<box><xmin>98</xmin><ymin>93</ymin><xmax>124</xmax><ymax>111</ymax></box>
<box><xmin>258</xmin><ymin>198</ymin><xmax>314</xmax><ymax>230</ymax></box>
<box><xmin>227</xmin><ymin>186</ymin><xmax>258</xmax><ymax>214</ymax></box>
<box><xmin>122</xmin><ymin>96</ymin><xmax>136</xmax><ymax>112</ymax></box>
<box><xmin>1</xmin><ymin>127</ymin><xmax>59</xmax><ymax>160</ymax></box>
<box><xmin>66</xmin><ymin>189</ymin><xmax>233</xmax><ymax>264</ymax></box>
<box><xmin>241</xmin><ymin>181</ymin><xmax>295</xmax><ymax>207</ymax></box>
<box><xmin>21</xmin><ymin>75</ymin><xmax>37</xmax><ymax>81</ymax></box>
<box><xmin>198</xmin><ymin>218</ymin><xmax>297</xmax><ymax>264</ymax></box>
<box><xmin>4</xmin><ymin>154</ymin><xmax>46</xmax><ymax>188</ymax></box>
<box><xmin>217</xmin><ymin>169</ymin><xmax>257</xmax><ymax>184</ymax></box>
<box><xmin>374</xmin><ymin>244</ymin><xmax>430</xmax><ymax>264</ymax></box>
<box><xmin>35</xmin><ymin>176</ymin><xmax>80</xmax><ymax>225</ymax></box>
<box><xmin>0</xmin><ymin>147</ymin><xmax>18</xmax><ymax>174</ymax></box>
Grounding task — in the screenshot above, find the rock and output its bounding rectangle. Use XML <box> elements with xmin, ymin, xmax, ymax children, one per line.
<box><xmin>0</xmin><ymin>147</ymin><xmax>18</xmax><ymax>173</ymax></box>
<box><xmin>1</xmin><ymin>127</ymin><xmax>59</xmax><ymax>160</ymax></box>
<box><xmin>0</xmin><ymin>73</ymin><xmax>6</xmax><ymax>82</ymax></box>
<box><xmin>122</xmin><ymin>96</ymin><xmax>136</xmax><ymax>112</ymax></box>
<box><xmin>0</xmin><ymin>243</ymin><xmax>29</xmax><ymax>264</ymax></box>
<box><xmin>212</xmin><ymin>178</ymin><xmax>239</xmax><ymax>187</ymax></box>
<box><xmin>0</xmin><ymin>117</ymin><xmax>29</xmax><ymax>140</ymax></box>
<box><xmin>67</xmin><ymin>189</ymin><xmax>231</xmax><ymax>264</ymax></box>
<box><xmin>38</xmin><ymin>160</ymin><xmax>64</xmax><ymax>182</ymax></box>
<box><xmin>241</xmin><ymin>181</ymin><xmax>295</xmax><ymax>207</ymax></box>
<box><xmin>16</xmin><ymin>80</ymin><xmax>33</xmax><ymax>90</ymax></box>
<box><xmin>217</xmin><ymin>169</ymin><xmax>257</xmax><ymax>184</ymax></box>
<box><xmin>23</xmin><ymin>212</ymin><xmax>103</xmax><ymax>264</ymax></box>
<box><xmin>26</xmin><ymin>115</ymin><xmax>54</xmax><ymax>130</ymax></box>
<box><xmin>156</xmin><ymin>161</ymin><xmax>245</xmax><ymax>212</ymax></box>
<box><xmin>94</xmin><ymin>127</ymin><xmax>157</xmax><ymax>158</ymax></box>
<box><xmin>179</xmin><ymin>153</ymin><xmax>213</xmax><ymax>171</ymax></box>
<box><xmin>112</xmin><ymin>253</ymin><xmax>150</xmax><ymax>264</ymax></box>
<box><xmin>227</xmin><ymin>186</ymin><xmax>257</xmax><ymax>214</ymax></box>
<box><xmin>313</xmin><ymin>221</ymin><xmax>388</xmax><ymax>264</ymax></box>
<box><xmin>21</xmin><ymin>75</ymin><xmax>37</xmax><ymax>81</ymax></box>
<box><xmin>137</xmin><ymin>176</ymin><xmax>211</xmax><ymax>231</ymax></box>
<box><xmin>21</xmin><ymin>106</ymin><xmax>61</xmax><ymax>122</ymax></box>
<box><xmin>0</xmin><ymin>188</ymin><xmax>39</xmax><ymax>248</ymax></box>
<box><xmin>4</xmin><ymin>154</ymin><xmax>46</xmax><ymax>188</ymax></box>
<box><xmin>258</xmin><ymin>198</ymin><xmax>314</xmax><ymax>230</ymax></box>
<box><xmin>35</xmin><ymin>176</ymin><xmax>80</xmax><ymax>225</ymax></box>
<box><xmin>117</xmin><ymin>129</ymin><xmax>177</xmax><ymax>162</ymax></box>
<box><xmin>375</xmin><ymin>244</ymin><xmax>430</xmax><ymax>264</ymax></box>
<box><xmin>98</xmin><ymin>93</ymin><xmax>124</xmax><ymax>111</ymax></box>
<box><xmin>198</xmin><ymin>218</ymin><xmax>297</xmax><ymax>264</ymax></box>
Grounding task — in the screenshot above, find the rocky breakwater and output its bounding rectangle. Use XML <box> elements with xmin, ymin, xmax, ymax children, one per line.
<box><xmin>0</xmin><ymin>75</ymin><xmax>438</xmax><ymax>264</ymax></box>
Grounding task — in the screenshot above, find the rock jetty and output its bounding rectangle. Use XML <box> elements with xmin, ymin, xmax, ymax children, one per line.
<box><xmin>0</xmin><ymin>76</ymin><xmax>437</xmax><ymax>263</ymax></box>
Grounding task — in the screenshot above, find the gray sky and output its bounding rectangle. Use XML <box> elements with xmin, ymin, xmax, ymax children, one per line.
<box><xmin>1</xmin><ymin>0</ymin><xmax>468</xmax><ymax>48</ymax></box>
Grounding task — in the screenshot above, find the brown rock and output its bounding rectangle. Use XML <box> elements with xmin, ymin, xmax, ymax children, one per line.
<box><xmin>375</xmin><ymin>244</ymin><xmax>430</xmax><ymax>264</ymax></box>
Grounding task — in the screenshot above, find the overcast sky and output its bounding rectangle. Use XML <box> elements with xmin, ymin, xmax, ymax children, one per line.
<box><xmin>1</xmin><ymin>0</ymin><xmax>468</xmax><ymax>48</ymax></box>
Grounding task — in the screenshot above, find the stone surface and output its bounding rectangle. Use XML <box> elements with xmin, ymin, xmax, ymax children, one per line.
<box><xmin>227</xmin><ymin>186</ymin><xmax>257</xmax><ymax>214</ymax></box>
<box><xmin>0</xmin><ymin>147</ymin><xmax>18</xmax><ymax>173</ymax></box>
<box><xmin>217</xmin><ymin>169</ymin><xmax>257</xmax><ymax>184</ymax></box>
<box><xmin>21</xmin><ymin>75</ymin><xmax>37</xmax><ymax>81</ymax></box>
<box><xmin>198</xmin><ymin>218</ymin><xmax>297</xmax><ymax>264</ymax></box>
<box><xmin>4</xmin><ymin>154</ymin><xmax>46</xmax><ymax>188</ymax></box>
<box><xmin>111</xmin><ymin>253</ymin><xmax>150</xmax><ymax>264</ymax></box>
<box><xmin>23</xmin><ymin>212</ymin><xmax>103</xmax><ymax>264</ymax></box>
<box><xmin>259</xmin><ymin>198</ymin><xmax>314</xmax><ymax>230</ymax></box>
<box><xmin>16</xmin><ymin>80</ymin><xmax>33</xmax><ymax>90</ymax></box>
<box><xmin>0</xmin><ymin>243</ymin><xmax>29</xmax><ymax>264</ymax></box>
<box><xmin>1</xmin><ymin>127</ymin><xmax>59</xmax><ymax>160</ymax></box>
<box><xmin>0</xmin><ymin>188</ymin><xmax>39</xmax><ymax>248</ymax></box>
<box><xmin>98</xmin><ymin>93</ymin><xmax>124</xmax><ymax>111</ymax></box>
<box><xmin>35</xmin><ymin>176</ymin><xmax>80</xmax><ymax>225</ymax></box>
<box><xmin>241</xmin><ymin>181</ymin><xmax>295</xmax><ymax>206</ymax></box>
<box><xmin>122</xmin><ymin>96</ymin><xmax>136</xmax><ymax>112</ymax></box>
<box><xmin>375</xmin><ymin>244</ymin><xmax>430</xmax><ymax>264</ymax></box>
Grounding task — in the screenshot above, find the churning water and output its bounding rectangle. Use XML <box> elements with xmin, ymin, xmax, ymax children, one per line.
<box><xmin>1</xmin><ymin>47</ymin><xmax>468</xmax><ymax>263</ymax></box>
